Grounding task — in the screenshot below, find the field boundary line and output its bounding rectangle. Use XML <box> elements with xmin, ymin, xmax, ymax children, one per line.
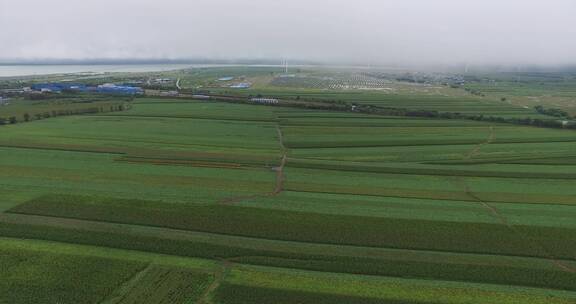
<box><xmin>4</xmin><ymin>213</ymin><xmax>575</xmax><ymax>263</ymax></box>
<box><xmin>0</xmin><ymin>144</ymin><xmax>126</xmax><ymax>155</ymax></box>
<box><xmin>93</xmin><ymin>114</ymin><xmax>275</xmax><ymax>123</ymax></box>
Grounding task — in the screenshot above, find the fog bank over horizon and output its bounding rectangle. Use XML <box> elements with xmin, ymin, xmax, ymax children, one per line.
<box><xmin>1</xmin><ymin>0</ymin><xmax>575</xmax><ymax>66</ymax></box>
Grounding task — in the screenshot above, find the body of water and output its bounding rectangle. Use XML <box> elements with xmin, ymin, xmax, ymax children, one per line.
<box><xmin>0</xmin><ymin>64</ymin><xmax>210</xmax><ymax>77</ymax></box>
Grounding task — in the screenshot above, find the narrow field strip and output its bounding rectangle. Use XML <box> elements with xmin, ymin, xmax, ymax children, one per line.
<box><xmin>0</xmin><ymin>143</ymin><xmax>127</xmax><ymax>155</ymax></box>
<box><xmin>2</xmin><ymin>237</ymin><xmax>575</xmax><ymax>304</ymax></box>
<box><xmin>94</xmin><ymin>114</ymin><xmax>275</xmax><ymax>123</ymax></box>
<box><xmin>286</xmin><ymin>157</ymin><xmax>576</xmax><ymax>180</ymax></box>
<box><xmin>0</xmin><ymin>213</ymin><xmax>568</xmax><ymax>264</ymax></box>
<box><xmin>0</xmin><ymin>236</ymin><xmax>219</xmax><ymax>271</ymax></box>
<box><xmin>1</xmin><ymin>213</ymin><xmax>576</xmax><ymax>291</ymax></box>
<box><xmin>6</xmin><ymin>195</ymin><xmax>554</xmax><ymax>258</ymax></box>
<box><xmin>117</xmin><ymin>157</ymin><xmax>248</xmax><ymax>170</ymax></box>
<box><xmin>7</xmin><ymin>194</ymin><xmax>576</xmax><ymax>260</ymax></box>
<box><xmin>217</xmin><ymin>265</ymin><xmax>576</xmax><ymax>304</ymax></box>
<box><xmin>0</xmin><ymin>238</ymin><xmax>576</xmax><ymax>303</ymax></box>
<box><xmin>285</xmin><ymin>184</ymin><xmax>576</xmax><ymax>206</ymax></box>
<box><xmin>456</xmin><ymin>178</ymin><xmax>576</xmax><ymax>274</ymax></box>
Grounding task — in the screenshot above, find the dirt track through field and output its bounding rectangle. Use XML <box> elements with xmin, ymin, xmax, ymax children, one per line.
<box><xmin>219</xmin><ymin>125</ymin><xmax>286</xmax><ymax>204</ymax></box>
<box><xmin>465</xmin><ymin>126</ymin><xmax>495</xmax><ymax>159</ymax></box>
<box><xmin>456</xmin><ymin>127</ymin><xmax>562</xmax><ymax>268</ymax></box>
<box><xmin>455</xmin><ymin>178</ymin><xmax>576</xmax><ymax>274</ymax></box>
<box><xmin>196</xmin><ymin>260</ymin><xmax>232</xmax><ymax>304</ymax></box>
<box><xmin>273</xmin><ymin>125</ymin><xmax>287</xmax><ymax>195</ymax></box>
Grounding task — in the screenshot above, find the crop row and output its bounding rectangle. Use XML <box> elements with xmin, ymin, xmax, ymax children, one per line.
<box><xmin>8</xmin><ymin>194</ymin><xmax>576</xmax><ymax>259</ymax></box>
<box><xmin>287</xmin><ymin>158</ymin><xmax>576</xmax><ymax>180</ymax></box>
<box><xmin>214</xmin><ymin>284</ymin><xmax>393</xmax><ymax>304</ymax></box>
<box><xmin>285</xmin><ymin>178</ymin><xmax>576</xmax><ymax>206</ymax></box>
<box><xmin>1</xmin><ymin>216</ymin><xmax>576</xmax><ymax>291</ymax></box>
<box><xmin>0</xmin><ymin>246</ymin><xmax>144</xmax><ymax>304</ymax></box>
<box><xmin>217</xmin><ymin>265</ymin><xmax>576</xmax><ymax>304</ymax></box>
<box><xmin>113</xmin><ymin>265</ymin><xmax>211</xmax><ymax>304</ymax></box>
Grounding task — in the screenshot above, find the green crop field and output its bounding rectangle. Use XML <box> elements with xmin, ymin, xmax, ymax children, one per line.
<box><xmin>1</xmin><ymin>67</ymin><xmax>576</xmax><ymax>303</ymax></box>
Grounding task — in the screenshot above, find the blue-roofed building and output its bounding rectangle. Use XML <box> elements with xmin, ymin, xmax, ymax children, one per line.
<box><xmin>31</xmin><ymin>83</ymin><xmax>87</xmax><ymax>93</ymax></box>
<box><xmin>31</xmin><ymin>83</ymin><xmax>62</xmax><ymax>93</ymax></box>
<box><xmin>31</xmin><ymin>83</ymin><xmax>142</xmax><ymax>95</ymax></box>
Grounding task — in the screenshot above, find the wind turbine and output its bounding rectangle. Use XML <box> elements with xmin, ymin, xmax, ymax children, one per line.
<box><xmin>283</xmin><ymin>58</ymin><xmax>288</xmax><ymax>74</ymax></box>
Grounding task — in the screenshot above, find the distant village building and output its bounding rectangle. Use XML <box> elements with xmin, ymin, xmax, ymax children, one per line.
<box><xmin>160</xmin><ymin>91</ymin><xmax>179</xmax><ymax>97</ymax></box>
<box><xmin>125</xmin><ymin>80</ymin><xmax>144</xmax><ymax>85</ymax></box>
<box><xmin>230</xmin><ymin>83</ymin><xmax>251</xmax><ymax>89</ymax></box>
<box><xmin>32</xmin><ymin>83</ymin><xmax>87</xmax><ymax>93</ymax></box>
<box><xmin>218</xmin><ymin>77</ymin><xmax>234</xmax><ymax>81</ymax></box>
<box><xmin>192</xmin><ymin>95</ymin><xmax>211</xmax><ymax>100</ymax></box>
<box><xmin>95</xmin><ymin>84</ymin><xmax>144</xmax><ymax>95</ymax></box>
<box><xmin>31</xmin><ymin>83</ymin><xmax>143</xmax><ymax>95</ymax></box>
<box><xmin>1</xmin><ymin>88</ymin><xmax>28</xmax><ymax>94</ymax></box>
<box><xmin>0</xmin><ymin>96</ymin><xmax>9</xmax><ymax>106</ymax></box>
<box><xmin>250</xmin><ymin>98</ymin><xmax>279</xmax><ymax>105</ymax></box>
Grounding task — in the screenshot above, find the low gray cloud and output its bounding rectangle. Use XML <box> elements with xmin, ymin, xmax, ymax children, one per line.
<box><xmin>1</xmin><ymin>0</ymin><xmax>575</xmax><ymax>65</ymax></box>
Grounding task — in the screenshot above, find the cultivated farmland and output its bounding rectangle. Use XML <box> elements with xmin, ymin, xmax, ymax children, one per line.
<box><xmin>1</xmin><ymin>67</ymin><xmax>576</xmax><ymax>303</ymax></box>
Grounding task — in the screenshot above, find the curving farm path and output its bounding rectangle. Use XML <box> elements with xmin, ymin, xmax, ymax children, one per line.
<box><xmin>465</xmin><ymin>126</ymin><xmax>495</xmax><ymax>159</ymax></box>
<box><xmin>218</xmin><ymin>124</ymin><xmax>287</xmax><ymax>204</ymax></box>
<box><xmin>196</xmin><ymin>260</ymin><xmax>232</xmax><ymax>304</ymax></box>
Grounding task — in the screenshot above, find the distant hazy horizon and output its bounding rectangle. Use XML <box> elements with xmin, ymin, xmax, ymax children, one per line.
<box><xmin>2</xmin><ymin>0</ymin><xmax>576</xmax><ymax>66</ymax></box>
<box><xmin>2</xmin><ymin>59</ymin><xmax>576</xmax><ymax>75</ymax></box>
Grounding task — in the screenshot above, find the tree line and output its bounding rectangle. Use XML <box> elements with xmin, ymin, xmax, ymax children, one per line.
<box><xmin>0</xmin><ymin>103</ymin><xmax>129</xmax><ymax>126</ymax></box>
<box><xmin>204</xmin><ymin>95</ymin><xmax>576</xmax><ymax>130</ymax></box>
<box><xmin>534</xmin><ymin>105</ymin><xmax>572</xmax><ymax>120</ymax></box>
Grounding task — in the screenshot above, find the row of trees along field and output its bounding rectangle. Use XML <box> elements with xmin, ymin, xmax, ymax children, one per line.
<box><xmin>534</xmin><ymin>105</ymin><xmax>573</xmax><ymax>119</ymax></box>
<box><xmin>0</xmin><ymin>103</ymin><xmax>130</xmax><ymax>125</ymax></box>
<box><xmin>209</xmin><ymin>95</ymin><xmax>576</xmax><ymax>130</ymax></box>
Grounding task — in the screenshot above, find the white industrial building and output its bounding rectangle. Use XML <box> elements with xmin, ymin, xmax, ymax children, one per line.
<box><xmin>250</xmin><ymin>98</ymin><xmax>279</xmax><ymax>104</ymax></box>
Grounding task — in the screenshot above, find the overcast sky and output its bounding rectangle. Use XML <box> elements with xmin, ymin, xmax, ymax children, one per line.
<box><xmin>1</xmin><ymin>0</ymin><xmax>576</xmax><ymax>66</ymax></box>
